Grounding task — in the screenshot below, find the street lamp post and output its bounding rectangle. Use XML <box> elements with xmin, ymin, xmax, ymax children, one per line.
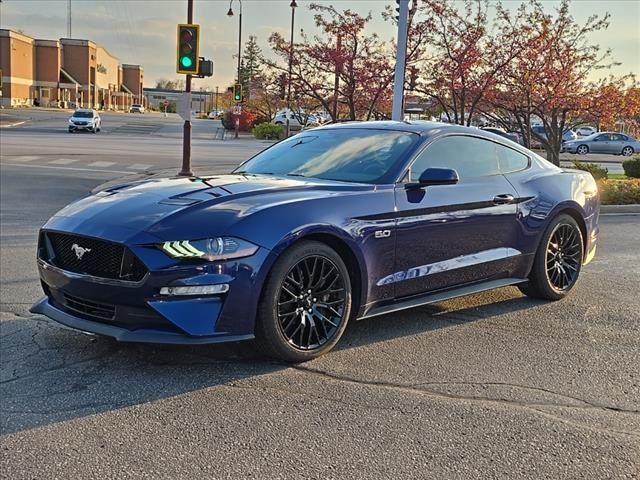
<box><xmin>228</xmin><ymin>0</ymin><xmax>243</xmax><ymax>139</ymax></box>
<box><xmin>285</xmin><ymin>0</ymin><xmax>297</xmax><ymax>138</ymax></box>
<box><xmin>227</xmin><ymin>0</ymin><xmax>243</xmax><ymax>97</ymax></box>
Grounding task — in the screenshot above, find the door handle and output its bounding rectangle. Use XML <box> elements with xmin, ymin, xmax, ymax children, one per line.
<box><xmin>493</xmin><ymin>194</ymin><xmax>515</xmax><ymax>205</ymax></box>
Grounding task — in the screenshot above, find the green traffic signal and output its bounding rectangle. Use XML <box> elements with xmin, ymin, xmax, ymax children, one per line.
<box><xmin>177</xmin><ymin>24</ymin><xmax>199</xmax><ymax>74</ymax></box>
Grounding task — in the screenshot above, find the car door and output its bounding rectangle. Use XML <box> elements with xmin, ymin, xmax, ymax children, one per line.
<box><xmin>608</xmin><ymin>134</ymin><xmax>626</xmax><ymax>154</ymax></box>
<box><xmin>590</xmin><ymin>134</ymin><xmax>611</xmax><ymax>153</ymax></box>
<box><xmin>391</xmin><ymin>135</ymin><xmax>521</xmax><ymax>299</ymax></box>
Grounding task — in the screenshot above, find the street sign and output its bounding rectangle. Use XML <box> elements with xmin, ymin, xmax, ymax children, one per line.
<box><xmin>232</xmin><ymin>106</ymin><xmax>242</xmax><ymax>115</ymax></box>
<box><xmin>177</xmin><ymin>92</ymin><xmax>192</xmax><ymax>121</ymax></box>
<box><xmin>163</xmin><ymin>99</ymin><xmax>170</xmax><ymax>107</ymax></box>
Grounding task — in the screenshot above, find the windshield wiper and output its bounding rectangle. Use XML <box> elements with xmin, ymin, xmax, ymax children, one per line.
<box><xmin>286</xmin><ymin>173</ymin><xmax>307</xmax><ymax>178</ymax></box>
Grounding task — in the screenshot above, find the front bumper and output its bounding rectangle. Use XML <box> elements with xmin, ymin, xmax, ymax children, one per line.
<box><xmin>30</xmin><ymin>297</ymin><xmax>254</xmax><ymax>344</ymax></box>
<box><xmin>32</xmin><ymin>242</ymin><xmax>274</xmax><ymax>344</ymax></box>
<box><xmin>69</xmin><ymin>124</ymin><xmax>95</xmax><ymax>130</ymax></box>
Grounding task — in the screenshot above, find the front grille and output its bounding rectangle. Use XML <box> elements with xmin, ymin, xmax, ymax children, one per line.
<box><xmin>62</xmin><ymin>293</ymin><xmax>115</xmax><ymax>320</ymax></box>
<box><xmin>41</xmin><ymin>232</ymin><xmax>147</xmax><ymax>281</ymax></box>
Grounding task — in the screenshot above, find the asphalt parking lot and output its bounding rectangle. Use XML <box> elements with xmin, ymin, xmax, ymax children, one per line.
<box><xmin>1</xmin><ymin>112</ymin><xmax>639</xmax><ymax>478</ymax></box>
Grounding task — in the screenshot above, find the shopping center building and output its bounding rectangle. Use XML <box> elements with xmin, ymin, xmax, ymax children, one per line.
<box><xmin>0</xmin><ymin>29</ymin><xmax>144</xmax><ymax>109</ymax></box>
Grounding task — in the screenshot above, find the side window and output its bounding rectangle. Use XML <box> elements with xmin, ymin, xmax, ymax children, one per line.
<box><xmin>594</xmin><ymin>134</ymin><xmax>609</xmax><ymax>142</ymax></box>
<box><xmin>496</xmin><ymin>144</ymin><xmax>529</xmax><ymax>174</ymax></box>
<box><xmin>612</xmin><ymin>134</ymin><xmax>627</xmax><ymax>141</ymax></box>
<box><xmin>410</xmin><ymin>136</ymin><xmax>500</xmax><ymax>180</ymax></box>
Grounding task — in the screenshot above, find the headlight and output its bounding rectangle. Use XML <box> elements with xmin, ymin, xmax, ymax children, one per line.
<box><xmin>160</xmin><ymin>237</ymin><xmax>258</xmax><ymax>261</ymax></box>
<box><xmin>68</xmin><ymin>119</ymin><xmax>74</xmax><ymax>124</ymax></box>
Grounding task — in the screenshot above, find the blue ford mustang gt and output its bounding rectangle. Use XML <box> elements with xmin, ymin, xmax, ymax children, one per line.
<box><xmin>32</xmin><ymin>121</ymin><xmax>599</xmax><ymax>362</ymax></box>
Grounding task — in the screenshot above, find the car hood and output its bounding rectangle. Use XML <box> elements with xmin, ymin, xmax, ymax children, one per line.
<box><xmin>44</xmin><ymin>174</ymin><xmax>372</xmax><ymax>244</ymax></box>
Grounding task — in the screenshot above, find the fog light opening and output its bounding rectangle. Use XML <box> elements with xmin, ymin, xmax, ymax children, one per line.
<box><xmin>160</xmin><ymin>284</ymin><xmax>230</xmax><ymax>296</ymax></box>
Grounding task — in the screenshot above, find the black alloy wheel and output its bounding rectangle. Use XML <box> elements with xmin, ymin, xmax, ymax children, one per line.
<box><xmin>256</xmin><ymin>241</ymin><xmax>352</xmax><ymax>362</ymax></box>
<box><xmin>519</xmin><ymin>214</ymin><xmax>584</xmax><ymax>301</ymax></box>
<box><xmin>276</xmin><ymin>255</ymin><xmax>346</xmax><ymax>351</ymax></box>
<box><xmin>545</xmin><ymin>223</ymin><xmax>582</xmax><ymax>291</ymax></box>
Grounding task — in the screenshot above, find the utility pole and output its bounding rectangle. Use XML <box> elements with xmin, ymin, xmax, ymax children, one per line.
<box><xmin>215</xmin><ymin>86</ymin><xmax>219</xmax><ymax>113</ymax></box>
<box><xmin>179</xmin><ymin>0</ymin><xmax>194</xmax><ymax>176</ymax></box>
<box><xmin>392</xmin><ymin>0</ymin><xmax>409</xmax><ymax>121</ymax></box>
<box><xmin>285</xmin><ymin>1</ymin><xmax>297</xmax><ymax>138</ymax></box>
<box><xmin>67</xmin><ymin>0</ymin><xmax>72</xmax><ymax>38</ymax></box>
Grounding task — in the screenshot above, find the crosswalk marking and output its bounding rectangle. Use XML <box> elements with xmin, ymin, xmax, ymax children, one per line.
<box><xmin>11</xmin><ymin>156</ymin><xmax>40</xmax><ymax>162</ymax></box>
<box><xmin>87</xmin><ymin>161</ymin><xmax>116</xmax><ymax>168</ymax></box>
<box><xmin>127</xmin><ymin>163</ymin><xmax>153</xmax><ymax>170</ymax></box>
<box><xmin>49</xmin><ymin>158</ymin><xmax>80</xmax><ymax>165</ymax></box>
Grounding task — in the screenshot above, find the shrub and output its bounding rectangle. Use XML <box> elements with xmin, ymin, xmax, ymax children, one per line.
<box><xmin>622</xmin><ymin>155</ymin><xmax>640</xmax><ymax>178</ymax></box>
<box><xmin>598</xmin><ymin>179</ymin><xmax>640</xmax><ymax>205</ymax></box>
<box><xmin>571</xmin><ymin>160</ymin><xmax>608</xmax><ymax>180</ymax></box>
<box><xmin>253</xmin><ymin>122</ymin><xmax>283</xmax><ymax>140</ymax></box>
<box><xmin>223</xmin><ymin>109</ymin><xmax>257</xmax><ymax>131</ymax></box>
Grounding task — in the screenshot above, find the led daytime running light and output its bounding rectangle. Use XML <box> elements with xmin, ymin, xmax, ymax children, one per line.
<box><xmin>162</xmin><ymin>241</ymin><xmax>205</xmax><ymax>258</ymax></box>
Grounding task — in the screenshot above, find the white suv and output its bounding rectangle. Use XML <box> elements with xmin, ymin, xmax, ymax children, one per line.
<box><xmin>130</xmin><ymin>104</ymin><xmax>145</xmax><ymax>113</ymax></box>
<box><xmin>68</xmin><ymin>109</ymin><xmax>101</xmax><ymax>133</ymax></box>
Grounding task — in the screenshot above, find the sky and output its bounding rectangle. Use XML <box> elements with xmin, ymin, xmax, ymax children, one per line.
<box><xmin>1</xmin><ymin>0</ymin><xmax>639</xmax><ymax>91</ymax></box>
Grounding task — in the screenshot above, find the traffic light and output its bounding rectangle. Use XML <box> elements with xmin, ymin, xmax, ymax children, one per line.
<box><xmin>408</xmin><ymin>66</ymin><xmax>418</xmax><ymax>90</ymax></box>
<box><xmin>176</xmin><ymin>24</ymin><xmax>200</xmax><ymax>74</ymax></box>
<box><xmin>233</xmin><ymin>83</ymin><xmax>243</xmax><ymax>103</ymax></box>
<box><xmin>278</xmin><ymin>73</ymin><xmax>287</xmax><ymax>100</ymax></box>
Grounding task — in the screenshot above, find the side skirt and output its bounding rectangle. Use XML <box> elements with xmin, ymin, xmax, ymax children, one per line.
<box><xmin>358</xmin><ymin>277</ymin><xmax>527</xmax><ymax>320</ymax></box>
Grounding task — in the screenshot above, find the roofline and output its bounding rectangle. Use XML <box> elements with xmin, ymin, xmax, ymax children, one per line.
<box><xmin>0</xmin><ymin>29</ymin><xmax>35</xmax><ymax>43</ymax></box>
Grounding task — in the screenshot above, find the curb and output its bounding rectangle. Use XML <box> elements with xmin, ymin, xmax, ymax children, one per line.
<box><xmin>600</xmin><ymin>204</ymin><xmax>640</xmax><ymax>214</ymax></box>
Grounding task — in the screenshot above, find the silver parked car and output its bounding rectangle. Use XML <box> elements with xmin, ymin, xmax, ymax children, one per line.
<box><xmin>563</xmin><ymin>132</ymin><xmax>640</xmax><ymax>156</ymax></box>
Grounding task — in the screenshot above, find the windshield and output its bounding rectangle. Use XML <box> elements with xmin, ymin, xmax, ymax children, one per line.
<box><xmin>73</xmin><ymin>111</ymin><xmax>94</xmax><ymax>118</ymax></box>
<box><xmin>235</xmin><ymin>128</ymin><xmax>418</xmax><ymax>183</ymax></box>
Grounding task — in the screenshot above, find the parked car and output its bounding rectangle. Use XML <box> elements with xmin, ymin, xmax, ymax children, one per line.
<box><xmin>208</xmin><ymin>110</ymin><xmax>224</xmax><ymax>119</ymax></box>
<box><xmin>563</xmin><ymin>132</ymin><xmax>639</xmax><ymax>156</ymax></box>
<box><xmin>575</xmin><ymin>126</ymin><xmax>597</xmax><ymax>137</ymax></box>
<box><xmin>272</xmin><ymin>111</ymin><xmax>300</xmax><ymax>127</ymax></box>
<box><xmin>67</xmin><ymin>109</ymin><xmax>101</xmax><ymax>133</ymax></box>
<box><xmin>32</xmin><ymin>121</ymin><xmax>599</xmax><ymax>362</ymax></box>
<box><xmin>480</xmin><ymin>127</ymin><xmax>522</xmax><ymax>145</ymax></box>
<box><xmin>130</xmin><ymin>104</ymin><xmax>145</xmax><ymax>114</ymax></box>
<box><xmin>530</xmin><ymin>125</ymin><xmax>577</xmax><ymax>146</ymax></box>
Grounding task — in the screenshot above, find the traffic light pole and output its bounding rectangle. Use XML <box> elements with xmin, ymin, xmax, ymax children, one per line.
<box><xmin>179</xmin><ymin>0</ymin><xmax>194</xmax><ymax>176</ymax></box>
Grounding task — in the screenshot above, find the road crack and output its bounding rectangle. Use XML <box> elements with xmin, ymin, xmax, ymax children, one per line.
<box><xmin>290</xmin><ymin>365</ymin><xmax>640</xmax><ymax>439</ymax></box>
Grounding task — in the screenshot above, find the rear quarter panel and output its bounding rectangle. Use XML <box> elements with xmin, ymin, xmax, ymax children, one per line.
<box><xmin>504</xmin><ymin>159</ymin><xmax>599</xmax><ymax>274</ymax></box>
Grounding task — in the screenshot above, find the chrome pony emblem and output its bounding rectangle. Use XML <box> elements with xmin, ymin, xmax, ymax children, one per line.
<box><xmin>71</xmin><ymin>243</ymin><xmax>92</xmax><ymax>260</ymax></box>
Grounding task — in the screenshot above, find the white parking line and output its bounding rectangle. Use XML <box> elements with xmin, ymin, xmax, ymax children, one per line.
<box><xmin>87</xmin><ymin>161</ymin><xmax>116</xmax><ymax>168</ymax></box>
<box><xmin>0</xmin><ymin>163</ymin><xmax>132</xmax><ymax>174</ymax></box>
<box><xmin>127</xmin><ymin>163</ymin><xmax>153</xmax><ymax>170</ymax></box>
<box><xmin>49</xmin><ymin>158</ymin><xmax>81</xmax><ymax>165</ymax></box>
<box><xmin>9</xmin><ymin>156</ymin><xmax>40</xmax><ymax>162</ymax></box>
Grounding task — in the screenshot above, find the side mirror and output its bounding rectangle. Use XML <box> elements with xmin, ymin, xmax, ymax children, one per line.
<box><xmin>406</xmin><ymin>168</ymin><xmax>459</xmax><ymax>190</ymax></box>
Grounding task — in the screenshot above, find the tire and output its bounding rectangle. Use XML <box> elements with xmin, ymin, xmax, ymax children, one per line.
<box><xmin>576</xmin><ymin>145</ymin><xmax>589</xmax><ymax>155</ymax></box>
<box><xmin>256</xmin><ymin>241</ymin><xmax>352</xmax><ymax>363</ymax></box>
<box><xmin>68</xmin><ymin>127</ymin><xmax>73</xmax><ymax>133</ymax></box>
<box><xmin>518</xmin><ymin>213</ymin><xmax>584</xmax><ymax>301</ymax></box>
<box><xmin>91</xmin><ymin>128</ymin><xmax>96</xmax><ymax>134</ymax></box>
<box><xmin>275</xmin><ymin>121</ymin><xmax>283</xmax><ymax>125</ymax></box>
<box><xmin>622</xmin><ymin>146</ymin><xmax>634</xmax><ymax>157</ymax></box>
